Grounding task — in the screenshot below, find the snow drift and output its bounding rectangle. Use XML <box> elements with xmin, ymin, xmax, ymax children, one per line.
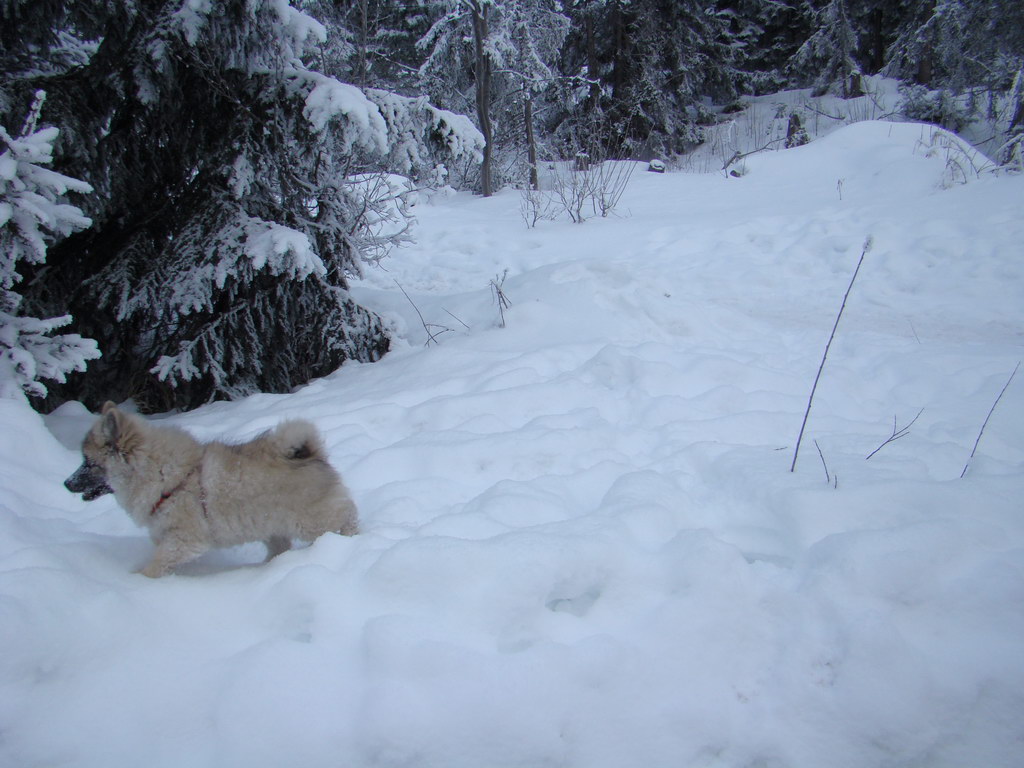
<box><xmin>1</xmin><ymin>121</ymin><xmax>1023</xmax><ymax>767</ymax></box>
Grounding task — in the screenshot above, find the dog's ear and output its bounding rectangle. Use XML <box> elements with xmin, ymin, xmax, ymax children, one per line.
<box><xmin>101</xmin><ymin>407</ymin><xmax>122</xmax><ymax>446</ymax></box>
<box><xmin>100</xmin><ymin>401</ymin><xmax>117</xmax><ymax>415</ymax></box>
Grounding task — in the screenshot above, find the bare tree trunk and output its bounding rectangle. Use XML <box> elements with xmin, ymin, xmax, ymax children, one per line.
<box><xmin>866</xmin><ymin>7</ymin><xmax>885</xmax><ymax>74</ymax></box>
<box><xmin>470</xmin><ymin>1</ymin><xmax>493</xmax><ymax>197</ymax></box>
<box><xmin>1009</xmin><ymin>69</ymin><xmax>1024</xmax><ymax>134</ymax></box>
<box><xmin>355</xmin><ymin>0</ymin><xmax>369</xmax><ymax>87</ymax></box>
<box><xmin>916</xmin><ymin>47</ymin><xmax>933</xmax><ymax>86</ymax></box>
<box><xmin>525</xmin><ymin>97</ymin><xmax>538</xmax><ymax>190</ymax></box>
<box><xmin>584</xmin><ymin>13</ymin><xmax>600</xmax><ymax>113</ymax></box>
<box><xmin>915</xmin><ymin>0</ymin><xmax>936</xmax><ymax>86</ymax></box>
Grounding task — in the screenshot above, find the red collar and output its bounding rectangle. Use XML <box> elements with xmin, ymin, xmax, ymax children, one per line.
<box><xmin>150</xmin><ymin>488</ymin><xmax>176</xmax><ymax>517</ymax></box>
<box><xmin>149</xmin><ymin>466</ymin><xmax>206</xmax><ymax>518</ymax></box>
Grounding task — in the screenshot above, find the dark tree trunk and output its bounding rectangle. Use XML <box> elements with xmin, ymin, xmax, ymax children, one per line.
<box><xmin>525</xmin><ymin>97</ymin><xmax>538</xmax><ymax>190</ymax></box>
<box><xmin>355</xmin><ymin>0</ymin><xmax>369</xmax><ymax>86</ymax></box>
<box><xmin>470</xmin><ymin>1</ymin><xmax>493</xmax><ymax>197</ymax></box>
<box><xmin>584</xmin><ymin>13</ymin><xmax>600</xmax><ymax>114</ymax></box>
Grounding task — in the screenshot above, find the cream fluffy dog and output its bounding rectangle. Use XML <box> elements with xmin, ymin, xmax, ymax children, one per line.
<box><xmin>65</xmin><ymin>402</ymin><xmax>358</xmax><ymax>577</ymax></box>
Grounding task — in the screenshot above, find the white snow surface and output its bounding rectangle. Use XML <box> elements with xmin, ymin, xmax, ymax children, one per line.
<box><xmin>3</xmin><ymin>121</ymin><xmax>1024</xmax><ymax>767</ymax></box>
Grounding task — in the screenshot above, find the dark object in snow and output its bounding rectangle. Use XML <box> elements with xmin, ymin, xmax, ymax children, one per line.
<box><xmin>786</xmin><ymin>113</ymin><xmax>810</xmax><ymax>149</ymax></box>
<box><xmin>648</xmin><ymin>159</ymin><xmax>666</xmax><ymax>173</ymax></box>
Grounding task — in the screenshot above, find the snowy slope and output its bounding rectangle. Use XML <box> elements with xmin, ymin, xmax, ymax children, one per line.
<box><xmin>2</xmin><ymin>121</ymin><xmax>1023</xmax><ymax>768</ymax></box>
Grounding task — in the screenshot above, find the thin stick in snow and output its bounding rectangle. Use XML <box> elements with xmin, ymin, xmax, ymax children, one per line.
<box><xmin>721</xmin><ymin>137</ymin><xmax>784</xmax><ymax>175</ymax></box>
<box><xmin>791</xmin><ymin>236</ymin><xmax>873</xmax><ymax>473</ymax></box>
<box><xmin>960</xmin><ymin>361</ymin><xmax>1020</xmax><ymax>478</ymax></box>
<box><xmin>442</xmin><ymin>308</ymin><xmax>471</xmax><ymax>330</ymax></box>
<box><xmin>814</xmin><ymin>439</ymin><xmax>836</xmax><ymax>487</ymax></box>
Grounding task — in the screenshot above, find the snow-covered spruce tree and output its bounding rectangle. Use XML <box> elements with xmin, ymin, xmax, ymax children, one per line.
<box><xmin>555</xmin><ymin>0</ymin><xmax>736</xmax><ymax>159</ymax></box>
<box><xmin>716</xmin><ymin>0</ymin><xmax>811</xmax><ymax>95</ymax></box>
<box><xmin>0</xmin><ymin>91</ymin><xmax>99</xmax><ymax>400</ymax></box>
<box><xmin>300</xmin><ymin>2</ymin><xmax>485</xmax><ymax>188</ymax></box>
<box><xmin>304</xmin><ymin>0</ymin><xmax>367</xmax><ymax>86</ymax></box>
<box><xmin>417</xmin><ymin>0</ymin><xmax>498</xmax><ymax>195</ymax></box>
<box><xmin>882</xmin><ymin>1</ymin><xmax>1023</xmax><ymax>145</ymax></box>
<box><xmin>849</xmin><ymin>0</ymin><xmax>907</xmax><ymax>76</ymax></box>
<box><xmin>415</xmin><ymin>0</ymin><xmax>569</xmax><ymax>195</ymax></box>
<box><xmin>788</xmin><ymin>0</ymin><xmax>863</xmax><ymax>97</ymax></box>
<box><xmin>0</xmin><ymin>0</ymin><xmax>422</xmax><ymax>413</ymax></box>
<box><xmin>487</xmin><ymin>0</ymin><xmax>570</xmax><ymax>190</ymax></box>
<box><xmin>364</xmin><ymin>88</ymin><xmax>484</xmax><ymax>184</ymax></box>
<box><xmin>1001</xmin><ymin>65</ymin><xmax>1024</xmax><ymax>169</ymax></box>
<box><xmin>884</xmin><ymin>1</ymin><xmax>1023</xmax><ymax>91</ymax></box>
<box><xmin>302</xmin><ymin>0</ymin><xmax>428</xmax><ymax>91</ymax></box>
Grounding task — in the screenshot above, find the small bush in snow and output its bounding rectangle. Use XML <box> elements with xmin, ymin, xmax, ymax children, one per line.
<box><xmin>519</xmin><ymin>187</ymin><xmax>559</xmax><ymax>228</ymax></box>
<box><xmin>590</xmin><ymin>160</ymin><xmax>637</xmax><ymax>218</ymax></box>
<box><xmin>536</xmin><ymin>158</ymin><xmax>637</xmax><ymax>225</ymax></box>
<box><xmin>913</xmin><ymin>127</ymin><xmax>994</xmax><ymax>188</ymax></box>
<box><xmin>899</xmin><ymin>84</ymin><xmax>976</xmax><ymax>133</ymax></box>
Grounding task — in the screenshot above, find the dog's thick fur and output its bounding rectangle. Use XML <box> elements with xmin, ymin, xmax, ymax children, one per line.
<box><xmin>65</xmin><ymin>402</ymin><xmax>358</xmax><ymax>577</ymax></box>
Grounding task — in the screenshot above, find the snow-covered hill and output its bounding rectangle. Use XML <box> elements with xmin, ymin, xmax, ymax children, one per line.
<box><xmin>2</xmin><ymin>120</ymin><xmax>1023</xmax><ymax>767</ymax></box>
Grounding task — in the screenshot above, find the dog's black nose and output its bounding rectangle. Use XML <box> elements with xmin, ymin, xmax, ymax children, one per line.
<box><xmin>64</xmin><ymin>461</ymin><xmax>113</xmax><ymax>500</ymax></box>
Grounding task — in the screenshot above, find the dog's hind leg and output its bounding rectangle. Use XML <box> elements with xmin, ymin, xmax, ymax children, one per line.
<box><xmin>336</xmin><ymin>496</ymin><xmax>360</xmax><ymax>537</ymax></box>
<box><xmin>264</xmin><ymin>535</ymin><xmax>292</xmax><ymax>561</ymax></box>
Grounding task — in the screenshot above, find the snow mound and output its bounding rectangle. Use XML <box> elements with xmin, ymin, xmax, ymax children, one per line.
<box><xmin>746</xmin><ymin>120</ymin><xmax>996</xmax><ymax>198</ymax></box>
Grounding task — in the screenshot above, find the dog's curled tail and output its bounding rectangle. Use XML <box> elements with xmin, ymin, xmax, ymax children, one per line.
<box><xmin>271</xmin><ymin>419</ymin><xmax>327</xmax><ymax>461</ymax></box>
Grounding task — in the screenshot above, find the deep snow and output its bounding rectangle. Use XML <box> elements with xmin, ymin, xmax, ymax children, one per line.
<box><xmin>2</xmin><ymin>118</ymin><xmax>1023</xmax><ymax>768</ymax></box>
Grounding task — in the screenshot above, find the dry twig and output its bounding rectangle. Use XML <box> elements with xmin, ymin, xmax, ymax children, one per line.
<box><xmin>814</xmin><ymin>440</ymin><xmax>837</xmax><ymax>488</ymax></box>
<box><xmin>395</xmin><ymin>280</ymin><xmax>452</xmax><ymax>346</ymax></box>
<box><xmin>961</xmin><ymin>362</ymin><xmax>1020</xmax><ymax>478</ymax></box>
<box><xmin>791</xmin><ymin>236</ymin><xmax>873</xmax><ymax>473</ymax></box>
<box><xmin>490</xmin><ymin>270</ymin><xmax>512</xmax><ymax>328</ymax></box>
<box><xmin>865</xmin><ymin>408</ymin><xmax>924</xmax><ymax>460</ymax></box>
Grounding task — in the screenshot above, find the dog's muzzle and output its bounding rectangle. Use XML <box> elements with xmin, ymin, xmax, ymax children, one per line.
<box><xmin>65</xmin><ymin>461</ymin><xmax>114</xmax><ymax>501</ymax></box>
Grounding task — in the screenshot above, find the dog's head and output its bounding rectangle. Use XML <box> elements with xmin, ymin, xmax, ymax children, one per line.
<box><xmin>64</xmin><ymin>402</ymin><xmax>131</xmax><ymax>501</ymax></box>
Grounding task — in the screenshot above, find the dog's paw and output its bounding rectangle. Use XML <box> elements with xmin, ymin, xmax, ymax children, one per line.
<box><xmin>137</xmin><ymin>562</ymin><xmax>167</xmax><ymax>578</ymax></box>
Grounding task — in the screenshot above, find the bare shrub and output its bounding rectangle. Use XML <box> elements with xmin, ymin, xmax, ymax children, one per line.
<box><xmin>542</xmin><ymin>156</ymin><xmax>637</xmax><ymax>224</ymax></box>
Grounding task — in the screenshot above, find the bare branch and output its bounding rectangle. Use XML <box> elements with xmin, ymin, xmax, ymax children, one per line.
<box><xmin>721</xmin><ymin>138</ymin><xmax>784</xmax><ymax>174</ymax></box>
<box><xmin>814</xmin><ymin>439</ymin><xmax>829</xmax><ymax>483</ymax></box>
<box><xmin>442</xmin><ymin>308</ymin><xmax>471</xmax><ymax>330</ymax></box>
<box><xmin>791</xmin><ymin>236</ymin><xmax>873</xmax><ymax>473</ymax></box>
<box><xmin>865</xmin><ymin>408</ymin><xmax>924</xmax><ymax>460</ymax></box>
<box><xmin>395</xmin><ymin>280</ymin><xmax>452</xmax><ymax>346</ymax></box>
<box><xmin>489</xmin><ymin>270</ymin><xmax>512</xmax><ymax>328</ymax></box>
<box><xmin>961</xmin><ymin>362</ymin><xmax>1021</xmax><ymax>478</ymax></box>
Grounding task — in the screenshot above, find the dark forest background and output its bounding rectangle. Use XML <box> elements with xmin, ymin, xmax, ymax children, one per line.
<box><xmin>2</xmin><ymin>0</ymin><xmax>1022</xmax><ymax>412</ymax></box>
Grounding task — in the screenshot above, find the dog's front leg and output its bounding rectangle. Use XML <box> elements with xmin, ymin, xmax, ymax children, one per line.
<box><xmin>264</xmin><ymin>535</ymin><xmax>292</xmax><ymax>561</ymax></box>
<box><xmin>139</xmin><ymin>534</ymin><xmax>208</xmax><ymax>578</ymax></box>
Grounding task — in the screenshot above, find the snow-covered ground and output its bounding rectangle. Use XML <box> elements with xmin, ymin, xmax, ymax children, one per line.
<box><xmin>2</xmin><ymin>119</ymin><xmax>1023</xmax><ymax>767</ymax></box>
